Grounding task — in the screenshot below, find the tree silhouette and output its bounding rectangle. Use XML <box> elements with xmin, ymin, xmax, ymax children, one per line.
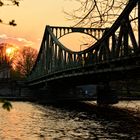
<box><xmin>13</xmin><ymin>47</ymin><xmax>38</xmax><ymax>78</ymax></box>
<box><xmin>65</xmin><ymin>0</ymin><xmax>137</xmax><ymax>27</ymax></box>
<box><xmin>0</xmin><ymin>0</ymin><xmax>21</xmax><ymax>26</ymax></box>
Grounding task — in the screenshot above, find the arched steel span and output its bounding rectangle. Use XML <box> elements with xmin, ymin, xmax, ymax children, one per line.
<box><xmin>50</xmin><ymin>26</ymin><xmax>107</xmax><ymax>40</ymax></box>
<box><xmin>28</xmin><ymin>0</ymin><xmax>140</xmax><ymax>86</ymax></box>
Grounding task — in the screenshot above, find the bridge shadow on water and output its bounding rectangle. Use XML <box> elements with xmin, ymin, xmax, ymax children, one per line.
<box><xmin>38</xmin><ymin>100</ymin><xmax>140</xmax><ymax>139</ymax></box>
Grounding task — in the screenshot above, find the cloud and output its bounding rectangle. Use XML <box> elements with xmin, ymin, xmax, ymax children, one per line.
<box><xmin>17</xmin><ymin>38</ymin><xmax>27</xmax><ymax>42</ymax></box>
<box><xmin>0</xmin><ymin>34</ymin><xmax>8</xmax><ymax>39</ymax></box>
<box><xmin>0</xmin><ymin>34</ymin><xmax>35</xmax><ymax>48</ymax></box>
<box><xmin>17</xmin><ymin>37</ymin><xmax>35</xmax><ymax>46</ymax></box>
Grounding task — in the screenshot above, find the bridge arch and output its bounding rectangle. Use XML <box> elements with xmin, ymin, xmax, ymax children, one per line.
<box><xmin>58</xmin><ymin>30</ymin><xmax>99</xmax><ymax>41</ymax></box>
<box><xmin>50</xmin><ymin>26</ymin><xmax>107</xmax><ymax>41</ymax></box>
<box><xmin>58</xmin><ymin>32</ymin><xmax>98</xmax><ymax>52</ymax></box>
<box><xmin>28</xmin><ymin>0</ymin><xmax>140</xmax><ymax>88</ymax></box>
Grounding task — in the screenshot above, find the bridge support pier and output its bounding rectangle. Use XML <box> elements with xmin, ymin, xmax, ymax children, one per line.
<box><xmin>97</xmin><ymin>83</ymin><xmax>118</xmax><ymax>105</ymax></box>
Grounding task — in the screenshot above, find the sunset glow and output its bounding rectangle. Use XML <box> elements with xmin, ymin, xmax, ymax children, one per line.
<box><xmin>0</xmin><ymin>0</ymin><xmax>78</xmax><ymax>50</ymax></box>
<box><xmin>6</xmin><ymin>46</ymin><xmax>18</xmax><ymax>60</ymax></box>
<box><xmin>6</xmin><ymin>47</ymin><xmax>13</xmax><ymax>56</ymax></box>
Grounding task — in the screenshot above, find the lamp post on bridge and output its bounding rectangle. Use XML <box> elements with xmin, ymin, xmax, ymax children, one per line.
<box><xmin>80</xmin><ymin>43</ymin><xmax>89</xmax><ymax>67</ymax></box>
<box><xmin>80</xmin><ymin>43</ymin><xmax>89</xmax><ymax>51</ymax></box>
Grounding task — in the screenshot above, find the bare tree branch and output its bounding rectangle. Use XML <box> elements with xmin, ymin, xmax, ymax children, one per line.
<box><xmin>65</xmin><ymin>0</ymin><xmax>132</xmax><ymax>27</ymax></box>
<box><xmin>0</xmin><ymin>0</ymin><xmax>22</xmax><ymax>26</ymax></box>
<box><xmin>13</xmin><ymin>47</ymin><xmax>38</xmax><ymax>77</ymax></box>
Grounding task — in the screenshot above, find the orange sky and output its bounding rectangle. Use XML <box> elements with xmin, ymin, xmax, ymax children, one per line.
<box><xmin>0</xmin><ymin>0</ymin><xmax>80</xmax><ymax>50</ymax></box>
<box><xmin>0</xmin><ymin>0</ymin><xmax>133</xmax><ymax>52</ymax></box>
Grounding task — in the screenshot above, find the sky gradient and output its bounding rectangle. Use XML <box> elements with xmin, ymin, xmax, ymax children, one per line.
<box><xmin>0</xmin><ymin>0</ymin><xmax>80</xmax><ymax>50</ymax></box>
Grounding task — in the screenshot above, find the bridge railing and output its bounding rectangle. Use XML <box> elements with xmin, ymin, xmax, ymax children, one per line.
<box><xmin>28</xmin><ymin>0</ymin><xmax>140</xmax><ymax>82</ymax></box>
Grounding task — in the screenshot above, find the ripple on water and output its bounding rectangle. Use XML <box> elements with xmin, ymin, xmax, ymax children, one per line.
<box><xmin>0</xmin><ymin>101</ymin><xmax>140</xmax><ymax>139</ymax></box>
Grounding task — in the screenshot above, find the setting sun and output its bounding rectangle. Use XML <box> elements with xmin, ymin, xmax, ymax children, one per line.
<box><xmin>6</xmin><ymin>47</ymin><xmax>13</xmax><ymax>56</ymax></box>
<box><xmin>6</xmin><ymin>46</ymin><xmax>18</xmax><ymax>60</ymax></box>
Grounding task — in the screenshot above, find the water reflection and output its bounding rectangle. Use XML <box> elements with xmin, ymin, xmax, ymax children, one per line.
<box><xmin>0</xmin><ymin>101</ymin><xmax>140</xmax><ymax>139</ymax></box>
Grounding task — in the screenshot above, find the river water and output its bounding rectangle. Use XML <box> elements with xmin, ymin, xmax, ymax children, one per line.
<box><xmin>0</xmin><ymin>101</ymin><xmax>140</xmax><ymax>140</ymax></box>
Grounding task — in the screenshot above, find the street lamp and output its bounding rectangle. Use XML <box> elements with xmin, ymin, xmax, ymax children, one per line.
<box><xmin>80</xmin><ymin>43</ymin><xmax>89</xmax><ymax>51</ymax></box>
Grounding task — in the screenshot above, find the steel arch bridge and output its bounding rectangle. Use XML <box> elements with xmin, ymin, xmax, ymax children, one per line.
<box><xmin>27</xmin><ymin>0</ymin><xmax>140</xmax><ymax>102</ymax></box>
